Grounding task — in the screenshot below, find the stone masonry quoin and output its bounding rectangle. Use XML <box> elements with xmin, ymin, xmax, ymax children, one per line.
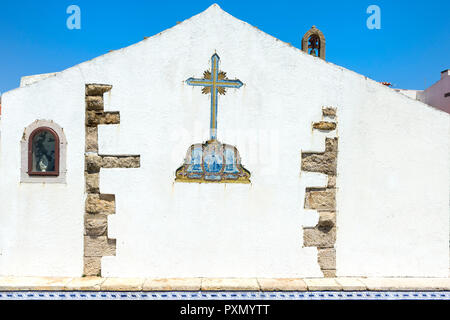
<box><xmin>302</xmin><ymin>107</ymin><xmax>338</xmax><ymax>277</ymax></box>
<box><xmin>84</xmin><ymin>84</ymin><xmax>141</xmax><ymax>276</ymax></box>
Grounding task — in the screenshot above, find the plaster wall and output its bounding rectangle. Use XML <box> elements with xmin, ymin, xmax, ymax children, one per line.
<box><xmin>20</xmin><ymin>73</ymin><xmax>58</xmax><ymax>87</ymax></box>
<box><xmin>0</xmin><ymin>5</ymin><xmax>448</xmax><ymax>277</ymax></box>
<box><xmin>0</xmin><ymin>72</ymin><xmax>85</xmax><ymax>276</ymax></box>
<box><xmin>395</xmin><ymin>89</ymin><xmax>420</xmax><ymax>100</ymax></box>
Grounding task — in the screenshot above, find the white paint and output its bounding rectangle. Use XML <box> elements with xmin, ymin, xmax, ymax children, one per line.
<box><xmin>0</xmin><ymin>4</ymin><xmax>448</xmax><ymax>277</ymax></box>
<box><xmin>336</xmin><ymin>80</ymin><xmax>449</xmax><ymax>277</ymax></box>
<box><xmin>0</xmin><ymin>72</ymin><xmax>85</xmax><ymax>277</ymax></box>
<box><xmin>395</xmin><ymin>89</ymin><xmax>420</xmax><ymax>100</ymax></box>
<box><xmin>20</xmin><ymin>73</ymin><xmax>58</xmax><ymax>87</ymax></box>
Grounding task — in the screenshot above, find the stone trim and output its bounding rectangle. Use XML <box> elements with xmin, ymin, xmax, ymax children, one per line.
<box><xmin>143</xmin><ymin>278</ymin><xmax>203</xmax><ymax>291</ymax></box>
<box><xmin>84</xmin><ymin>84</ymin><xmax>140</xmax><ymax>276</ymax></box>
<box><xmin>301</xmin><ymin>137</ymin><xmax>337</xmax><ymax>175</ymax></box>
<box><xmin>1</xmin><ymin>277</ymin><xmax>450</xmax><ymax>292</ymax></box>
<box><xmin>20</xmin><ymin>120</ymin><xmax>68</xmax><ymax>183</ymax></box>
<box><xmin>86</xmin><ymin>111</ymin><xmax>120</xmax><ymax>126</ymax></box>
<box><xmin>322</xmin><ymin>107</ymin><xmax>336</xmax><ymax>118</ymax></box>
<box><xmin>201</xmin><ymin>278</ymin><xmax>260</xmax><ymax>291</ymax></box>
<box><xmin>312</xmin><ymin>121</ymin><xmax>336</xmax><ymax>131</ymax></box>
<box><xmin>301</xmin><ymin>107</ymin><xmax>338</xmax><ymax>277</ymax></box>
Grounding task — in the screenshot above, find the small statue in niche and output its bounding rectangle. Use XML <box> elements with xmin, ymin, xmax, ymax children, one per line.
<box><xmin>32</xmin><ymin>131</ymin><xmax>56</xmax><ymax>172</ymax></box>
<box><xmin>38</xmin><ymin>155</ymin><xmax>49</xmax><ymax>172</ymax></box>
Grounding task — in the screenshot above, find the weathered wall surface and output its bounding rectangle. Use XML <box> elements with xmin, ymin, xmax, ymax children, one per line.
<box><xmin>0</xmin><ymin>5</ymin><xmax>448</xmax><ymax>277</ymax></box>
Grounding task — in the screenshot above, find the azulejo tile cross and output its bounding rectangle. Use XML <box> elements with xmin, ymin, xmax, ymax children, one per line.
<box><xmin>175</xmin><ymin>53</ymin><xmax>250</xmax><ymax>183</ymax></box>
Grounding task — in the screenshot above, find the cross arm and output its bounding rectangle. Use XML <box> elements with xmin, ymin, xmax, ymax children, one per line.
<box><xmin>215</xmin><ymin>79</ymin><xmax>243</xmax><ymax>88</ymax></box>
<box><xmin>186</xmin><ymin>78</ymin><xmax>213</xmax><ymax>87</ymax></box>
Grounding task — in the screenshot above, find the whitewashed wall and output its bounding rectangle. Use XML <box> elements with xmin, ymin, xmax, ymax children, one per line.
<box><xmin>0</xmin><ymin>73</ymin><xmax>85</xmax><ymax>276</ymax></box>
<box><xmin>336</xmin><ymin>79</ymin><xmax>449</xmax><ymax>277</ymax></box>
<box><xmin>0</xmin><ymin>4</ymin><xmax>448</xmax><ymax>277</ymax></box>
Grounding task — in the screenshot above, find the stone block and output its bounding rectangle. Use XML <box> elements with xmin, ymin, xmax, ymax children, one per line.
<box><xmin>86</xmin><ymin>84</ymin><xmax>112</xmax><ymax>96</ymax></box>
<box><xmin>119</xmin><ymin>156</ymin><xmax>141</xmax><ymax>168</ymax></box>
<box><xmin>201</xmin><ymin>278</ymin><xmax>260</xmax><ymax>291</ymax></box>
<box><xmin>85</xmin><ymin>154</ymin><xmax>103</xmax><ymax>174</ymax></box>
<box><xmin>318</xmin><ymin>248</ymin><xmax>336</xmax><ymax>270</ymax></box>
<box><xmin>65</xmin><ymin>277</ymin><xmax>105</xmax><ymax>290</ymax></box>
<box><xmin>304</xmin><ymin>189</ymin><xmax>336</xmax><ymax>210</ymax></box>
<box><xmin>83</xmin><ymin>257</ymin><xmax>102</xmax><ymax>276</ymax></box>
<box><xmin>101</xmin><ymin>278</ymin><xmax>145</xmax><ymax>291</ymax></box>
<box><xmin>257</xmin><ymin>278</ymin><xmax>307</xmax><ymax>291</ymax></box>
<box><xmin>322</xmin><ymin>107</ymin><xmax>336</xmax><ymax>117</ymax></box>
<box><xmin>98</xmin><ymin>112</ymin><xmax>120</xmax><ymax>125</ymax></box>
<box><xmin>143</xmin><ymin>278</ymin><xmax>202</xmax><ymax>291</ymax></box>
<box><xmin>322</xmin><ymin>270</ymin><xmax>336</xmax><ymax>278</ymax></box>
<box><xmin>303</xmin><ymin>227</ymin><xmax>336</xmax><ymax>248</ymax></box>
<box><xmin>85</xmin><ymin>194</ymin><xmax>115</xmax><ymax>214</ymax></box>
<box><xmin>86</xmin><ymin>111</ymin><xmax>100</xmax><ymax>127</ymax></box>
<box><xmin>84</xmin><ymin>236</ymin><xmax>116</xmax><ymax>257</ymax></box>
<box><xmin>85</xmin><ymin>96</ymin><xmax>104</xmax><ymax>111</ymax></box>
<box><xmin>318</xmin><ymin>211</ymin><xmax>336</xmax><ymax>228</ymax></box>
<box><xmin>327</xmin><ymin>175</ymin><xmax>336</xmax><ymax>188</ymax></box>
<box><xmin>85</xmin><ymin>127</ymin><xmax>98</xmax><ymax>152</ymax></box>
<box><xmin>360</xmin><ymin>278</ymin><xmax>450</xmax><ymax>291</ymax></box>
<box><xmin>101</xmin><ymin>156</ymin><xmax>141</xmax><ymax>168</ymax></box>
<box><xmin>86</xmin><ymin>111</ymin><xmax>120</xmax><ymax>126</ymax></box>
<box><xmin>301</xmin><ymin>153</ymin><xmax>337</xmax><ymax>175</ymax></box>
<box><xmin>0</xmin><ymin>277</ymin><xmax>73</xmax><ymax>291</ymax></box>
<box><xmin>325</xmin><ymin>138</ymin><xmax>338</xmax><ymax>153</ymax></box>
<box><xmin>304</xmin><ymin>278</ymin><xmax>342</xmax><ymax>291</ymax></box>
<box><xmin>335</xmin><ymin>278</ymin><xmax>367</xmax><ymax>291</ymax></box>
<box><xmin>85</xmin><ymin>173</ymin><xmax>99</xmax><ymax>194</ymax></box>
<box><xmin>301</xmin><ymin>138</ymin><xmax>338</xmax><ymax>175</ymax></box>
<box><xmin>85</xmin><ymin>214</ymin><xmax>107</xmax><ymax>236</ymax></box>
<box><xmin>100</xmin><ymin>156</ymin><xmax>121</xmax><ymax>168</ymax></box>
<box><xmin>313</xmin><ymin>121</ymin><xmax>336</xmax><ymax>131</ymax></box>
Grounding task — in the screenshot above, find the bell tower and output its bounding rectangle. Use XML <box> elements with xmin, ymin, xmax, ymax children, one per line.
<box><xmin>301</xmin><ymin>26</ymin><xmax>326</xmax><ymax>60</ymax></box>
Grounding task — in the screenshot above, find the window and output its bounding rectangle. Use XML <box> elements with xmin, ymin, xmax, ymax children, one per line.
<box><xmin>21</xmin><ymin>120</ymin><xmax>67</xmax><ymax>183</ymax></box>
<box><xmin>28</xmin><ymin>127</ymin><xmax>60</xmax><ymax>176</ymax></box>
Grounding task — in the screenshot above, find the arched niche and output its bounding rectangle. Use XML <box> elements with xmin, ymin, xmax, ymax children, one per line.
<box><xmin>20</xmin><ymin>120</ymin><xmax>67</xmax><ymax>183</ymax></box>
<box><xmin>301</xmin><ymin>26</ymin><xmax>326</xmax><ymax>60</ymax></box>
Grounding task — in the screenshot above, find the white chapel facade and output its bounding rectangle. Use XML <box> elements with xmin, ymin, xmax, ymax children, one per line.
<box><xmin>0</xmin><ymin>4</ymin><xmax>449</xmax><ymax>278</ymax></box>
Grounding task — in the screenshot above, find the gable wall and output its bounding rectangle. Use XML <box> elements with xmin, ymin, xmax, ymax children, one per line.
<box><xmin>0</xmin><ymin>5</ymin><xmax>448</xmax><ymax>277</ymax></box>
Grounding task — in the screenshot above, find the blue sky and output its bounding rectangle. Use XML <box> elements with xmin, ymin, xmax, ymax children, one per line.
<box><xmin>0</xmin><ymin>0</ymin><xmax>449</xmax><ymax>94</ymax></box>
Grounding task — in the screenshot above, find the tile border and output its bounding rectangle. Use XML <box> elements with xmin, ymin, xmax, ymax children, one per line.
<box><xmin>0</xmin><ymin>290</ymin><xmax>449</xmax><ymax>300</ymax></box>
